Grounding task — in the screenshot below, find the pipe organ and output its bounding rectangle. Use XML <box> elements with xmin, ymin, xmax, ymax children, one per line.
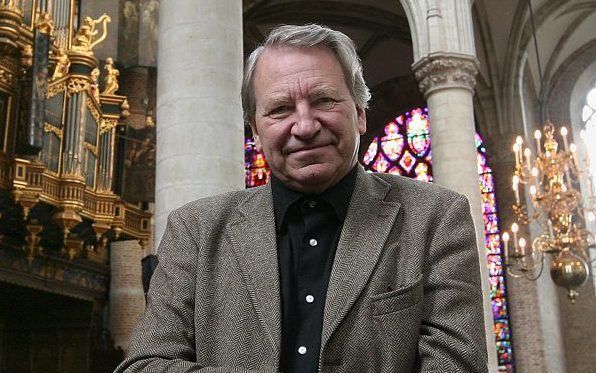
<box><xmin>0</xmin><ymin>0</ymin><xmax>150</xmax><ymax>264</ymax></box>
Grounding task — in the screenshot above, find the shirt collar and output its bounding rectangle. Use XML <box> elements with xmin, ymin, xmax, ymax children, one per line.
<box><xmin>271</xmin><ymin>165</ymin><xmax>358</xmax><ymax>231</ymax></box>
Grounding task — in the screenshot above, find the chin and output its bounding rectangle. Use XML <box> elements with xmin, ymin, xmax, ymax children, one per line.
<box><xmin>288</xmin><ymin>164</ymin><xmax>342</xmax><ymax>191</ymax></box>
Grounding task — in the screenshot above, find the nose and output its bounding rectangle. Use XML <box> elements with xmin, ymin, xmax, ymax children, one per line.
<box><xmin>291</xmin><ymin>102</ymin><xmax>321</xmax><ymax>139</ymax></box>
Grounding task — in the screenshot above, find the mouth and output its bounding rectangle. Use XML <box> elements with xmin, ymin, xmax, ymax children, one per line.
<box><xmin>286</xmin><ymin>144</ymin><xmax>330</xmax><ymax>155</ymax></box>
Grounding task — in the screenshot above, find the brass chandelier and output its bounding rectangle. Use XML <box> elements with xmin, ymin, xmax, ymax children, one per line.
<box><xmin>503</xmin><ymin>124</ymin><xmax>595</xmax><ymax>302</ymax></box>
<box><xmin>501</xmin><ymin>0</ymin><xmax>595</xmax><ymax>303</ymax></box>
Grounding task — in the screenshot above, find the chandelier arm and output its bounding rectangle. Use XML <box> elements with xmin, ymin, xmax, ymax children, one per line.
<box><xmin>505</xmin><ymin>268</ymin><xmax>524</xmax><ymax>278</ymax></box>
<box><xmin>524</xmin><ymin>256</ymin><xmax>545</xmax><ymax>281</ymax></box>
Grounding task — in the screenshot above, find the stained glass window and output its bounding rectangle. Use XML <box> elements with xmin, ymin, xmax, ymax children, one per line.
<box><xmin>363</xmin><ymin>107</ymin><xmax>432</xmax><ymax>181</ymax></box>
<box><xmin>244</xmin><ymin>107</ymin><xmax>514</xmax><ymax>372</ymax></box>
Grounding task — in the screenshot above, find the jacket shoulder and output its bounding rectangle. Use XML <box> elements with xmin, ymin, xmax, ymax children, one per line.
<box><xmin>168</xmin><ymin>186</ymin><xmax>265</xmax><ymax>223</ymax></box>
<box><xmin>371</xmin><ymin>172</ymin><xmax>465</xmax><ymax>206</ymax></box>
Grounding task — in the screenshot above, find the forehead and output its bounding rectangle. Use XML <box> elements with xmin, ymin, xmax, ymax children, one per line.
<box><xmin>252</xmin><ymin>46</ymin><xmax>348</xmax><ymax>98</ymax></box>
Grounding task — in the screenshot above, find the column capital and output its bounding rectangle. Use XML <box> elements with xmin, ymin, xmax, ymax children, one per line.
<box><xmin>412</xmin><ymin>52</ymin><xmax>479</xmax><ymax>97</ymax></box>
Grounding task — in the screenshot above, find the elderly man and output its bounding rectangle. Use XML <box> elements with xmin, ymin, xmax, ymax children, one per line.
<box><xmin>115</xmin><ymin>24</ymin><xmax>488</xmax><ymax>373</ymax></box>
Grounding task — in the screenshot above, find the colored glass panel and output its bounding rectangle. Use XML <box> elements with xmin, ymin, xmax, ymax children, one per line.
<box><xmin>380</xmin><ymin>134</ymin><xmax>405</xmax><ymax>161</ymax></box>
<box><xmin>483</xmin><ymin>213</ymin><xmax>499</xmax><ymax>234</ymax></box>
<box><xmin>494</xmin><ymin>320</ymin><xmax>511</xmax><ymax>341</ymax></box>
<box><xmin>244</xmin><ymin>138</ymin><xmax>270</xmax><ymax>188</ymax></box>
<box><xmin>373</xmin><ymin>155</ymin><xmax>390</xmax><ymax>172</ymax></box>
<box><xmin>399</xmin><ymin>150</ymin><xmax>416</xmax><ymax>173</ymax></box>
<box><xmin>480</xmin><ymin>173</ymin><xmax>495</xmax><ymax>193</ymax></box>
<box><xmin>492</xmin><ymin>297</ymin><xmax>509</xmax><ymax>320</ymax></box>
<box><xmin>486</xmin><ymin>234</ymin><xmax>502</xmax><ymax>255</ymax></box>
<box><xmin>363</xmin><ymin>137</ymin><xmax>379</xmax><ymax>164</ymax></box>
<box><xmin>362</xmin><ymin>107</ymin><xmax>432</xmax><ymax>177</ymax></box>
<box><xmin>406</xmin><ymin>108</ymin><xmax>431</xmax><ymax>156</ymax></box>
<box><xmin>490</xmin><ymin>275</ymin><xmax>506</xmax><ymax>299</ymax></box>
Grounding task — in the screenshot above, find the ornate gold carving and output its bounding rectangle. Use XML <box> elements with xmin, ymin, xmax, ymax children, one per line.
<box><xmin>43</xmin><ymin>123</ymin><xmax>63</xmax><ymax>138</ymax></box>
<box><xmin>100</xmin><ymin>118</ymin><xmax>118</xmax><ymax>134</ymax></box>
<box><xmin>412</xmin><ymin>53</ymin><xmax>478</xmax><ymax>96</ymax></box>
<box><xmin>67</xmin><ymin>76</ymin><xmax>90</xmax><ymax>95</ymax></box>
<box><xmin>20</xmin><ymin>44</ymin><xmax>32</xmax><ymax>68</ymax></box>
<box><xmin>102</xmin><ymin>57</ymin><xmax>119</xmax><ymax>95</ymax></box>
<box><xmin>12</xmin><ymin>187</ymin><xmax>39</xmax><ymax>220</ymax></box>
<box><xmin>51</xmin><ymin>48</ymin><xmax>70</xmax><ymax>80</ymax></box>
<box><xmin>47</xmin><ymin>79</ymin><xmax>67</xmax><ymax>98</ymax></box>
<box><xmin>0</xmin><ymin>67</ymin><xmax>13</xmax><ymax>86</ymax></box>
<box><xmin>36</xmin><ymin>12</ymin><xmax>54</xmax><ymax>35</ymax></box>
<box><xmin>121</xmin><ymin>98</ymin><xmax>130</xmax><ymax>118</ymax></box>
<box><xmin>71</xmin><ymin>15</ymin><xmax>111</xmax><ymax>55</ymax></box>
<box><xmin>24</xmin><ymin>223</ymin><xmax>43</xmax><ymax>264</ymax></box>
<box><xmin>86</xmin><ymin>96</ymin><xmax>101</xmax><ymax>122</ymax></box>
<box><xmin>0</xmin><ymin>0</ymin><xmax>21</xmax><ymax>13</ymax></box>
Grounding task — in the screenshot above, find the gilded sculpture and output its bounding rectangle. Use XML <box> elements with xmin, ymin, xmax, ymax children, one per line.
<box><xmin>90</xmin><ymin>67</ymin><xmax>100</xmax><ymax>101</ymax></box>
<box><xmin>35</xmin><ymin>11</ymin><xmax>54</xmax><ymax>35</ymax></box>
<box><xmin>71</xmin><ymin>14</ymin><xmax>111</xmax><ymax>55</ymax></box>
<box><xmin>103</xmin><ymin>57</ymin><xmax>119</xmax><ymax>95</ymax></box>
<box><xmin>51</xmin><ymin>48</ymin><xmax>70</xmax><ymax>80</ymax></box>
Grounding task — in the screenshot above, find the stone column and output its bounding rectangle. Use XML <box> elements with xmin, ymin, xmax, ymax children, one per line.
<box><xmin>109</xmin><ymin>240</ymin><xmax>145</xmax><ymax>351</ymax></box>
<box><xmin>413</xmin><ymin>53</ymin><xmax>498</xmax><ymax>370</ymax></box>
<box><xmin>155</xmin><ymin>0</ymin><xmax>244</xmax><ymax>247</ymax></box>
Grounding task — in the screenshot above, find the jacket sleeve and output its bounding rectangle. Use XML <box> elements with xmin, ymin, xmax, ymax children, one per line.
<box><xmin>113</xmin><ymin>210</ymin><xmax>277</xmax><ymax>373</ymax></box>
<box><xmin>416</xmin><ymin>194</ymin><xmax>489</xmax><ymax>373</ymax></box>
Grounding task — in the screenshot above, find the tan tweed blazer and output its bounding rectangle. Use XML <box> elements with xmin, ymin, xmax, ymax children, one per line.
<box><xmin>115</xmin><ymin>167</ymin><xmax>488</xmax><ymax>373</ymax></box>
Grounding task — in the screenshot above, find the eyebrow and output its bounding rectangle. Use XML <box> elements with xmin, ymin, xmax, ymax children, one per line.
<box><xmin>261</xmin><ymin>85</ymin><xmax>341</xmax><ymax>107</ymax></box>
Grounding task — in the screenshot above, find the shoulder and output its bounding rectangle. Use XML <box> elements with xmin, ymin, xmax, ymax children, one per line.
<box><xmin>369</xmin><ymin>172</ymin><xmax>466</xmax><ymax>207</ymax></box>
<box><xmin>168</xmin><ymin>186</ymin><xmax>267</xmax><ymax>223</ymax></box>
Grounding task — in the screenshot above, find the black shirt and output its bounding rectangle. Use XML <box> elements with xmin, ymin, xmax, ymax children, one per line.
<box><xmin>271</xmin><ymin>167</ymin><xmax>358</xmax><ymax>373</ymax></box>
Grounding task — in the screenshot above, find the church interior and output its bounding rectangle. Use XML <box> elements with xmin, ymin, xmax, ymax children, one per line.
<box><xmin>0</xmin><ymin>0</ymin><xmax>595</xmax><ymax>372</ymax></box>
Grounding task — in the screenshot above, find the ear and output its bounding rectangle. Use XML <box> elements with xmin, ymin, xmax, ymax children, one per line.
<box><xmin>356</xmin><ymin>105</ymin><xmax>367</xmax><ymax>135</ymax></box>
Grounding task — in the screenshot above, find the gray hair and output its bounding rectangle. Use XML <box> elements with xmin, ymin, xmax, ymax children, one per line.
<box><xmin>241</xmin><ymin>24</ymin><xmax>371</xmax><ymax>123</ymax></box>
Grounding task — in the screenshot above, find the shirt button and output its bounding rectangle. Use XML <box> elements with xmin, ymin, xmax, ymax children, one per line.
<box><xmin>309</xmin><ymin>238</ymin><xmax>318</xmax><ymax>247</ymax></box>
<box><xmin>298</xmin><ymin>346</ymin><xmax>307</xmax><ymax>355</ymax></box>
<box><xmin>305</xmin><ymin>295</ymin><xmax>315</xmax><ymax>303</ymax></box>
<box><xmin>308</xmin><ymin>200</ymin><xmax>317</xmax><ymax>208</ymax></box>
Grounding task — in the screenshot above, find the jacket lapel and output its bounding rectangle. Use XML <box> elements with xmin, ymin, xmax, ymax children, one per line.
<box><xmin>321</xmin><ymin>168</ymin><xmax>401</xmax><ymax>350</ymax></box>
<box><xmin>226</xmin><ymin>185</ymin><xmax>281</xmax><ymax>356</ymax></box>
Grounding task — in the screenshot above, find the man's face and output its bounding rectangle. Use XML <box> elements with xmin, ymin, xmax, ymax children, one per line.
<box><xmin>250</xmin><ymin>46</ymin><xmax>366</xmax><ymax>194</ymax></box>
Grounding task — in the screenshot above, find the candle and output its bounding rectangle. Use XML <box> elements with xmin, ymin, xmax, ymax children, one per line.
<box><xmin>570</xmin><ymin>143</ymin><xmax>579</xmax><ymax>170</ymax></box>
<box><xmin>512</xmin><ymin>176</ymin><xmax>520</xmax><ymax>204</ymax></box>
<box><xmin>519</xmin><ymin>237</ymin><xmax>527</xmax><ymax>257</ymax></box>
<box><xmin>547</xmin><ymin>219</ymin><xmax>555</xmax><ymax>238</ymax></box>
<box><xmin>524</xmin><ymin>148</ymin><xmax>532</xmax><ymax>168</ymax></box>
<box><xmin>513</xmin><ymin>143</ymin><xmax>520</xmax><ymax>166</ymax></box>
<box><xmin>502</xmin><ymin>232</ymin><xmax>510</xmax><ymax>264</ymax></box>
<box><xmin>511</xmin><ymin>223</ymin><xmax>519</xmax><ymax>253</ymax></box>
<box><xmin>560</xmin><ymin>127</ymin><xmax>569</xmax><ymax>152</ymax></box>
<box><xmin>534</xmin><ymin>130</ymin><xmax>542</xmax><ymax>155</ymax></box>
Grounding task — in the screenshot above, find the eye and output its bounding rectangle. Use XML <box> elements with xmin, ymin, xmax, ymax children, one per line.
<box><xmin>313</xmin><ymin>97</ymin><xmax>337</xmax><ymax>109</ymax></box>
<box><xmin>267</xmin><ymin>105</ymin><xmax>293</xmax><ymax>117</ymax></box>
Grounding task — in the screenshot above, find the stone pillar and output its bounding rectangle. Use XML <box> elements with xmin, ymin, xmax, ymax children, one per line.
<box><xmin>155</xmin><ymin>0</ymin><xmax>244</xmax><ymax>247</ymax></box>
<box><xmin>109</xmin><ymin>240</ymin><xmax>145</xmax><ymax>351</ymax></box>
<box><xmin>413</xmin><ymin>53</ymin><xmax>497</xmax><ymax>371</ymax></box>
